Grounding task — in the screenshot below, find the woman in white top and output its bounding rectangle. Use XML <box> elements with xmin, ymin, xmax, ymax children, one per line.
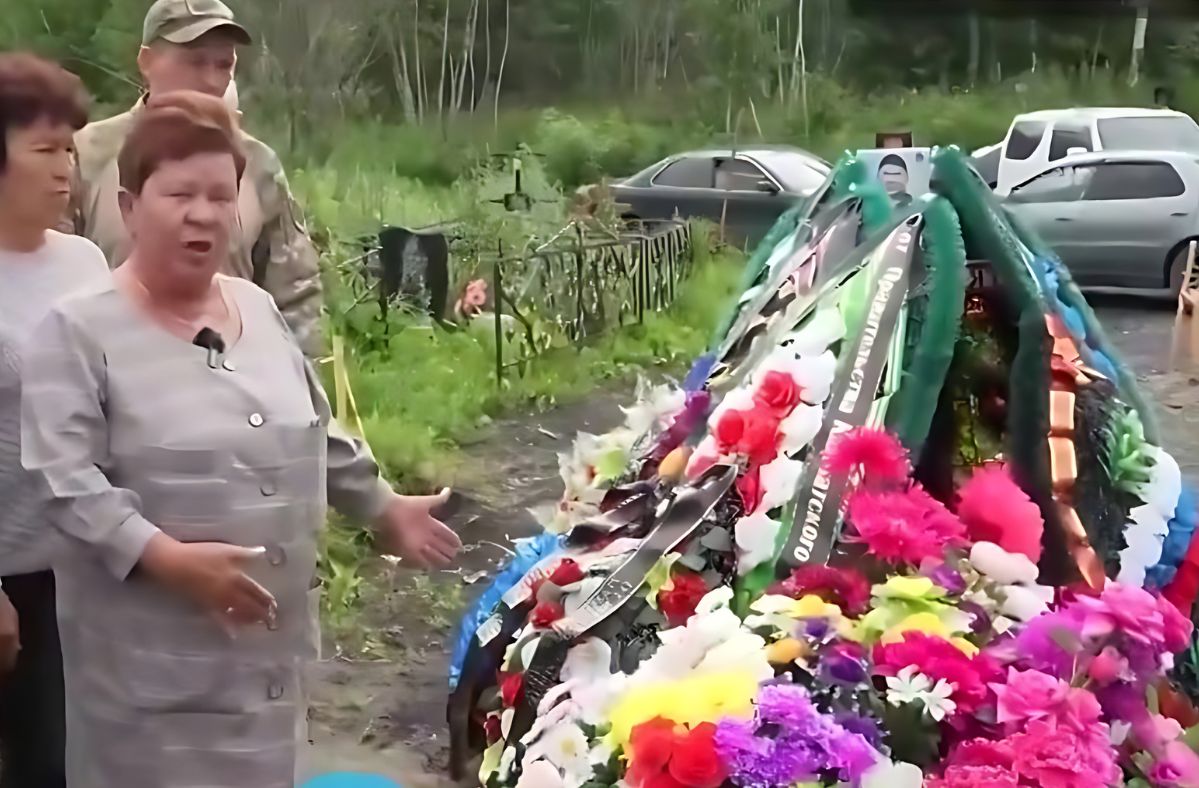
<box><xmin>0</xmin><ymin>52</ymin><xmax>109</xmax><ymax>788</ymax></box>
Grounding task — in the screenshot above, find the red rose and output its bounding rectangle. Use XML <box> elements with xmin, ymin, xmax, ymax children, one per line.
<box><xmin>483</xmin><ymin>714</ymin><xmax>502</xmax><ymax>743</ymax></box>
<box><xmin>548</xmin><ymin>558</ymin><xmax>584</xmax><ymax>587</ymax></box>
<box><xmin>754</xmin><ymin>371</ymin><xmax>803</xmax><ymax>414</ymax></box>
<box><xmin>736</xmin><ymin>409</ymin><xmax>782</xmax><ymax>466</ymax></box>
<box><xmin>644</xmin><ymin>774</ymin><xmax>687</xmax><ymax>788</ymax></box>
<box><xmin>498</xmin><ymin>671</ymin><xmax>524</xmax><ymax>707</ymax></box>
<box><xmin>735</xmin><ymin>466</ymin><xmax>763</xmax><ymax>513</ymax></box>
<box><xmin>529</xmin><ymin>600</ymin><xmax>564</xmax><ymax>628</ymax></box>
<box><xmin>713</xmin><ymin>409</ymin><xmax>746</xmax><ymax>452</ymax></box>
<box><xmin>668</xmin><ymin>723</ymin><xmax>728</xmax><ymax>788</ymax></box>
<box><xmin>657</xmin><ymin>571</ymin><xmax>709</xmax><ymax>627</ymax></box>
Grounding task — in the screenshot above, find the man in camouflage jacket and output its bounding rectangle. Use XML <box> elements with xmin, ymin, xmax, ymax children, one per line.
<box><xmin>64</xmin><ymin>0</ymin><xmax>324</xmax><ymax>356</ymax></box>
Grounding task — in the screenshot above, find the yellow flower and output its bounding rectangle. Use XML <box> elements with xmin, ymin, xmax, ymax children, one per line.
<box><xmin>881</xmin><ymin>612</ymin><xmax>953</xmax><ymax>644</ymax></box>
<box><xmin>951</xmin><ymin>637</ymin><xmax>980</xmax><ymax>657</ymax></box>
<box><xmin>874</xmin><ymin>575</ymin><xmax>946</xmax><ymax>602</ymax></box>
<box><xmin>793</xmin><ymin>594</ymin><xmax>844</xmax><ymax>619</ymax></box>
<box><xmin>607</xmin><ymin>671</ymin><xmax>758</xmax><ymax>747</ymax></box>
<box><xmin>765</xmin><ymin>638</ymin><xmax>809</xmax><ymax>665</ymax></box>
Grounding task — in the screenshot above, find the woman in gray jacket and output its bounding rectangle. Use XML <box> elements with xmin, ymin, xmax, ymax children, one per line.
<box><xmin>20</xmin><ymin>90</ymin><xmax>461</xmax><ymax>787</ymax></box>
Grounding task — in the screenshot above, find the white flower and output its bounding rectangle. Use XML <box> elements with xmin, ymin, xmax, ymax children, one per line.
<box><xmin>1000</xmin><ymin>584</ymin><xmax>1053</xmax><ymax>622</ymax></box>
<box><xmin>754</xmin><ymin>349</ymin><xmax>837</xmax><ymax>404</ymax></box>
<box><xmin>631</xmin><ymin>591</ymin><xmax>772</xmax><ymax>686</ymax></box>
<box><xmin>861</xmin><ymin>759</ymin><xmax>925</xmax><ymax>788</ymax></box>
<box><xmin>621</xmin><ymin>383</ymin><xmax>686</xmax><ymax>437</ymax></box>
<box><xmin>886</xmin><ymin>665</ymin><xmax>933</xmax><ymax>706</ymax></box>
<box><xmin>779</xmin><ymin>403</ymin><xmax>823</xmax><ymax>455</ymax></box>
<box><xmin>522</xmin><ymin>723</ymin><xmax>592</xmax><ymax>786</ymax></box>
<box><xmin>969</xmin><ymin>541</ymin><xmax>1039</xmax><ymax>585</ymax></box>
<box><xmin>515</xmin><ymin>759</ymin><xmax>566</xmax><ymax>788</ymax></box>
<box><xmin>886</xmin><ymin>666</ymin><xmax>957</xmax><ymax>721</ymax></box>
<box><xmin>735</xmin><ymin>509</ymin><xmax>781</xmax><ymax>575</ymax></box>
<box><xmin>1138</xmin><ymin>447</ymin><xmax>1182</xmax><ymax>521</ymax></box>
<box><xmin>758</xmin><ymin>456</ymin><xmax>805</xmax><ymax>512</ymax></box>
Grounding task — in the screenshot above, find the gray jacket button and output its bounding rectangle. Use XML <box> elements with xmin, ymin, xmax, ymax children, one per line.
<box><xmin>222</xmin><ymin>359</ymin><xmax>237</xmax><ymax>372</ymax></box>
<box><xmin>260</xmin><ymin>479</ymin><xmax>277</xmax><ymax>496</ymax></box>
<box><xmin>249</xmin><ymin>413</ymin><xmax>265</xmax><ymax>427</ymax></box>
<box><xmin>267</xmin><ymin>545</ymin><xmax>286</xmax><ymax>567</ymax></box>
<box><xmin>267</xmin><ymin>681</ymin><xmax>284</xmax><ymax>700</ymax></box>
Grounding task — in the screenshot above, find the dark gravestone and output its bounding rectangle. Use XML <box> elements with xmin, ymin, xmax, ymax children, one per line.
<box><xmin>375</xmin><ymin>226</ymin><xmax>450</xmax><ymax>320</ymax></box>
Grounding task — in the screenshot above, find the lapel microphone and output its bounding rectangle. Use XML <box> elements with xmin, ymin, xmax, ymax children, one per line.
<box><xmin>192</xmin><ymin>327</ymin><xmax>226</xmax><ymax>369</ymax></box>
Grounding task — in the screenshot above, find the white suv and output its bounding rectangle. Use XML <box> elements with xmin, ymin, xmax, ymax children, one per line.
<box><xmin>994</xmin><ymin>107</ymin><xmax>1199</xmax><ymax>195</ymax></box>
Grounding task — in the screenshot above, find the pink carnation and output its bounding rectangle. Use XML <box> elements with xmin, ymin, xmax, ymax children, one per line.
<box><xmin>955</xmin><ymin>465</ymin><xmax>1043</xmax><ymax>562</ymax></box>
<box><xmin>929</xmin><ymin>739</ymin><xmax>1020</xmax><ymax>788</ymax></box>
<box><xmin>823</xmin><ymin>427</ymin><xmax>910</xmax><ymax>486</ymax></box>
<box><xmin>874</xmin><ymin>633</ymin><xmax>1002</xmax><ymax>713</ymax></box>
<box><xmin>847</xmin><ymin>485</ymin><xmax>966</xmax><ymax>565</ymax></box>
<box><xmin>989</xmin><ymin>668</ymin><xmax>1103</xmax><ymax>735</ymax></box>
<box><xmin>1008</xmin><ymin>718</ymin><xmax>1120</xmax><ymax>788</ymax></box>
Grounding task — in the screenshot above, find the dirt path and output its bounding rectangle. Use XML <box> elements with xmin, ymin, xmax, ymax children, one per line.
<box><xmin>301</xmin><ymin>381</ymin><xmax>637</xmax><ymax>784</ymax></box>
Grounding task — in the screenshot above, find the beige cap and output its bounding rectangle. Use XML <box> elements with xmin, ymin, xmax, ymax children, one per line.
<box><xmin>142</xmin><ymin>0</ymin><xmax>252</xmax><ymax>47</ymax></box>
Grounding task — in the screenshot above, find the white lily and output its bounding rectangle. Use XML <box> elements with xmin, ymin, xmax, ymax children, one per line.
<box><xmin>758</xmin><ymin>456</ymin><xmax>805</xmax><ymax>512</ymax></box>
<box><xmin>779</xmin><ymin>403</ymin><xmax>823</xmax><ymax>455</ymax></box>
<box><xmin>1000</xmin><ymin>583</ymin><xmax>1053</xmax><ymax>622</ymax></box>
<box><xmin>621</xmin><ymin>384</ymin><xmax>686</xmax><ymax>437</ymax></box>
<box><xmin>735</xmin><ymin>509</ymin><xmax>781</xmax><ymax>574</ymax></box>
<box><xmin>1139</xmin><ymin>446</ymin><xmax>1182</xmax><ymax>521</ymax></box>
<box><xmin>969</xmin><ymin>541</ymin><xmax>1039</xmax><ymax>585</ymax></box>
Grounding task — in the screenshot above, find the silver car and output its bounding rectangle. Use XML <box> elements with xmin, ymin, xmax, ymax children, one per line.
<box><xmin>1003</xmin><ymin>149</ymin><xmax>1199</xmax><ymax>294</ymax></box>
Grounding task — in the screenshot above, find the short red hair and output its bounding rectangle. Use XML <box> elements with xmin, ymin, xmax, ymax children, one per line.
<box><xmin>0</xmin><ymin>52</ymin><xmax>89</xmax><ymax>170</ymax></box>
<box><xmin>118</xmin><ymin>90</ymin><xmax>246</xmax><ymax>195</ymax></box>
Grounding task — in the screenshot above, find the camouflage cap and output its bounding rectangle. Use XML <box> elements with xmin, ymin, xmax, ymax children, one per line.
<box><xmin>142</xmin><ymin>0</ymin><xmax>252</xmax><ymax>47</ymax></box>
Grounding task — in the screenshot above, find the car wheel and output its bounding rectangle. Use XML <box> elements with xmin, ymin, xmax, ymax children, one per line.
<box><xmin>1169</xmin><ymin>242</ymin><xmax>1197</xmax><ymax>313</ymax></box>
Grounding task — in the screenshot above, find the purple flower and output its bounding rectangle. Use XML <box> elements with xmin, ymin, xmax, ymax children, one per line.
<box><xmin>924</xmin><ymin>561</ymin><xmax>967</xmax><ymax>595</ymax></box>
<box><xmin>835</xmin><ymin>712</ymin><xmax>885</xmax><ymax>750</ymax></box>
<box><xmin>820</xmin><ymin>642</ymin><xmax>870</xmax><ymax>686</ymax></box>
<box><xmin>715</xmin><ymin>684</ymin><xmax>883</xmax><ymax>786</ymax></box>
<box><xmin>958</xmin><ymin>600</ymin><xmax>993</xmax><ymax>634</ymax></box>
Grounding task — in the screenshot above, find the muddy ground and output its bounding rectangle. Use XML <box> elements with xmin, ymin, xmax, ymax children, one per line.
<box><xmin>300</xmin><ymin>295</ymin><xmax>1199</xmax><ymax>785</ymax></box>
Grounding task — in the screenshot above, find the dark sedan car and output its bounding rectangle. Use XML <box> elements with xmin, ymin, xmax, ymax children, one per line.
<box><xmin>610</xmin><ymin>146</ymin><xmax>832</xmax><ymax>249</ymax></box>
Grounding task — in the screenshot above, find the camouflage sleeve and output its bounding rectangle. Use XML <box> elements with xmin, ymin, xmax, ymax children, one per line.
<box><xmin>256</xmin><ymin>167</ymin><xmax>325</xmax><ymax>358</ymax></box>
<box><xmin>56</xmin><ymin>157</ymin><xmax>84</xmax><ymax>236</ymax></box>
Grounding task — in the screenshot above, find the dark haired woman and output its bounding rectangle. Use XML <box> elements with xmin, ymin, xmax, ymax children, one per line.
<box><xmin>19</xmin><ymin>90</ymin><xmax>461</xmax><ymax>787</ymax></box>
<box><xmin>0</xmin><ymin>52</ymin><xmax>106</xmax><ymax>788</ymax></box>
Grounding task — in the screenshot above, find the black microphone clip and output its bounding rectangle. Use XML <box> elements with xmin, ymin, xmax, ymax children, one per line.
<box><xmin>192</xmin><ymin>327</ymin><xmax>227</xmax><ymax>369</ymax></box>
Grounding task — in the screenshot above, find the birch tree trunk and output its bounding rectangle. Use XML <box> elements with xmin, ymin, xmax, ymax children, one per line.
<box><xmin>494</xmin><ymin>0</ymin><xmax>509</xmax><ymax>128</ymax></box>
<box><xmin>967</xmin><ymin>12</ymin><xmax>980</xmax><ymax>85</ymax></box>
<box><xmin>437</xmin><ymin>0</ymin><xmax>450</xmax><ymax>119</ymax></box>
<box><xmin>1129</xmin><ymin>4</ymin><xmax>1149</xmax><ymax>86</ymax></box>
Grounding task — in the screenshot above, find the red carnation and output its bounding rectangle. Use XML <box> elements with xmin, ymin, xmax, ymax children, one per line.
<box><xmin>736</xmin><ymin>409</ymin><xmax>782</xmax><ymax>466</ymax></box>
<box><xmin>658</xmin><ymin>571</ymin><xmax>709</xmax><ymax>627</ymax></box>
<box><xmin>498</xmin><ymin>671</ymin><xmax>524</xmax><ymax>707</ymax></box>
<box><xmin>713</xmin><ymin>410</ymin><xmax>746</xmax><ymax>452</ymax></box>
<box><xmin>754</xmin><ymin>371</ymin><xmax>803</xmax><ymax>415</ymax></box>
<box><xmin>668</xmin><ymin>723</ymin><xmax>727</xmax><ymax>788</ymax></box>
<box><xmin>483</xmin><ymin>714</ymin><xmax>502</xmax><ymax>743</ymax></box>
<box><xmin>548</xmin><ymin>558</ymin><xmax>585</xmax><ymax>587</ymax></box>
<box><xmin>529</xmin><ymin>600</ymin><xmax>565</xmax><ymax>628</ymax></box>
<box><xmin>769</xmin><ymin>564</ymin><xmax>871</xmax><ymax>614</ymax></box>
<box><xmin>735</xmin><ymin>467</ymin><xmax>763</xmax><ymax>513</ymax></box>
<box><xmin>627</xmin><ymin>718</ymin><xmax>726</xmax><ymax>788</ymax></box>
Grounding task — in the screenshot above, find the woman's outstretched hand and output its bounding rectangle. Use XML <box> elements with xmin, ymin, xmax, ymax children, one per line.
<box><xmin>139</xmin><ymin>533</ymin><xmax>277</xmax><ymax>633</ymax></box>
<box><xmin>376</xmin><ymin>488</ymin><xmax>462</xmax><ymax>569</ymax></box>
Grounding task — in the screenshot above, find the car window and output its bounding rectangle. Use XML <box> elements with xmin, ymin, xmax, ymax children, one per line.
<box><xmin>651</xmin><ymin>157</ymin><xmax>715</xmax><ymax>188</ymax></box>
<box><xmin>714</xmin><ymin>158</ymin><xmax>772</xmax><ymax>191</ymax></box>
<box><xmin>1082</xmin><ymin>161</ymin><xmax>1186</xmax><ymax>200</ymax></box>
<box><xmin>1048</xmin><ymin>123</ymin><xmax>1093</xmax><ymax>161</ymax></box>
<box><xmin>1009</xmin><ymin>166</ymin><xmax>1089</xmax><ymax>203</ymax></box>
<box><xmin>1004</xmin><ymin>121</ymin><xmax>1047</xmax><ymax>161</ymax></box>
<box><xmin>1098</xmin><ymin>116</ymin><xmax>1199</xmax><ymax>152</ymax></box>
<box><xmin>754</xmin><ymin>151</ymin><xmax>830</xmax><ymax>192</ymax></box>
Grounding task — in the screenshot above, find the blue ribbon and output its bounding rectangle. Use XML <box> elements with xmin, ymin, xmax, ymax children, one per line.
<box><xmin>1147</xmin><ymin>487</ymin><xmax>1198</xmax><ymax>590</ymax></box>
<box><xmin>448</xmin><ymin>532</ymin><xmax>563</xmax><ymax>689</ymax></box>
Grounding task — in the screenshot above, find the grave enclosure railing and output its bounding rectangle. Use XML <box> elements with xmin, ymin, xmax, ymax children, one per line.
<box><xmin>488</xmin><ymin>219</ymin><xmax>695</xmax><ymax>383</ymax></box>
